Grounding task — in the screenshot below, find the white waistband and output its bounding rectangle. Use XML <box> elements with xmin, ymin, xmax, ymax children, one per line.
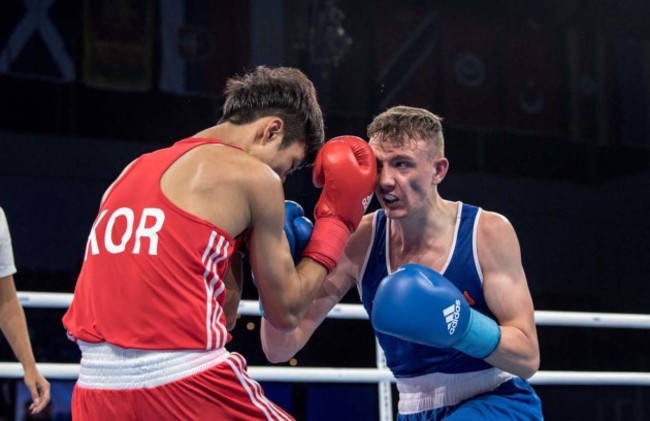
<box><xmin>395</xmin><ymin>368</ymin><xmax>515</xmax><ymax>414</ymax></box>
<box><xmin>76</xmin><ymin>341</ymin><xmax>229</xmax><ymax>390</ymax></box>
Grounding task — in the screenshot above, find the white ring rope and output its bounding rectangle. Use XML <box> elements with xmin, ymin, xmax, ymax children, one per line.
<box><xmin>17</xmin><ymin>291</ymin><xmax>650</xmax><ymax>328</ymax></box>
<box><xmin>1</xmin><ymin>363</ymin><xmax>650</xmax><ymax>386</ymax></box>
<box><xmin>4</xmin><ymin>291</ymin><xmax>650</xmax><ymax>387</ymax></box>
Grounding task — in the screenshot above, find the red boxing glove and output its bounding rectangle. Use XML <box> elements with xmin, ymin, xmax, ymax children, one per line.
<box><xmin>303</xmin><ymin>136</ymin><xmax>376</xmax><ymax>272</ymax></box>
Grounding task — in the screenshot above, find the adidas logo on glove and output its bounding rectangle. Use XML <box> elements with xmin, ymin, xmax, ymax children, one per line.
<box><xmin>443</xmin><ymin>300</ymin><xmax>462</xmax><ymax>335</ymax></box>
<box><xmin>361</xmin><ymin>193</ymin><xmax>374</xmax><ymax>211</ymax></box>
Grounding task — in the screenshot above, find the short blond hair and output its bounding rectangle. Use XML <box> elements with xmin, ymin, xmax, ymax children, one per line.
<box><xmin>367</xmin><ymin>106</ymin><xmax>444</xmax><ymax>156</ymax></box>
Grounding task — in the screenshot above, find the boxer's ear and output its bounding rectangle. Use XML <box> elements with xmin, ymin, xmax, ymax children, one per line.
<box><xmin>260</xmin><ymin>117</ymin><xmax>284</xmax><ymax>145</ymax></box>
<box><xmin>432</xmin><ymin>156</ymin><xmax>449</xmax><ymax>185</ymax></box>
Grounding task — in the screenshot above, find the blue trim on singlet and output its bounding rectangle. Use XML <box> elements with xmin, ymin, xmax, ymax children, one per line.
<box><xmin>361</xmin><ymin>203</ymin><xmax>496</xmax><ymax>378</ymax></box>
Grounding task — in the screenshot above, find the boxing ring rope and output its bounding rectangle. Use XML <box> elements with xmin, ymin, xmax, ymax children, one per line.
<box><xmin>3</xmin><ymin>292</ymin><xmax>650</xmax><ymax>419</ymax></box>
<box><xmin>16</xmin><ymin>291</ymin><xmax>650</xmax><ymax>328</ymax></box>
<box><xmin>5</xmin><ymin>291</ymin><xmax>650</xmax><ymax>384</ymax></box>
<box><xmin>2</xmin><ymin>362</ymin><xmax>650</xmax><ymax>386</ymax></box>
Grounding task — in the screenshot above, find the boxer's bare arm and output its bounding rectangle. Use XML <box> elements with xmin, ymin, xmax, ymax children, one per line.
<box><xmin>261</xmin><ymin>213</ymin><xmax>374</xmax><ymax>362</ymax></box>
<box><xmin>245</xmin><ymin>165</ymin><xmax>328</xmax><ymax>331</ymax></box>
<box><xmin>250</xmin><ymin>140</ymin><xmax>376</xmax><ymax>332</ymax></box>
<box><xmin>480</xmin><ymin>212</ymin><xmax>540</xmax><ymax>378</ymax></box>
<box><xmin>260</xmin><ymin>247</ymin><xmax>356</xmax><ymax>363</ymax></box>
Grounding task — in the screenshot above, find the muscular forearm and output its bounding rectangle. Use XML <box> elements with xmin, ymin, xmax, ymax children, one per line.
<box><xmin>260</xmin><ymin>318</ymin><xmax>309</xmax><ymax>363</ymax></box>
<box><xmin>260</xmin><ymin>284</ymin><xmax>339</xmax><ymax>364</ymax></box>
<box><xmin>292</xmin><ymin>259</ymin><xmax>329</xmax><ymax>316</ymax></box>
<box><xmin>261</xmin><ymin>258</ymin><xmax>328</xmax><ymax>331</ymax></box>
<box><xmin>485</xmin><ymin>325</ymin><xmax>540</xmax><ymax>379</ymax></box>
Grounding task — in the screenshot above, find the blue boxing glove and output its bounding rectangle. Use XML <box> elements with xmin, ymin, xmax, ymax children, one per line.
<box><xmin>284</xmin><ymin>200</ymin><xmax>314</xmax><ymax>262</ymax></box>
<box><xmin>371</xmin><ymin>263</ymin><xmax>501</xmax><ymax>359</ymax></box>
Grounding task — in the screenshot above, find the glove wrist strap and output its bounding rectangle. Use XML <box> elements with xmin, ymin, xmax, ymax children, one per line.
<box><xmin>453</xmin><ymin>309</ymin><xmax>501</xmax><ymax>359</ymax></box>
<box><xmin>302</xmin><ymin>218</ymin><xmax>350</xmax><ymax>272</ymax></box>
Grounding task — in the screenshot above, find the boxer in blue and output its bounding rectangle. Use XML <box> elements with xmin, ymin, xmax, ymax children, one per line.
<box><xmin>262</xmin><ymin>106</ymin><xmax>543</xmax><ymax>420</ymax></box>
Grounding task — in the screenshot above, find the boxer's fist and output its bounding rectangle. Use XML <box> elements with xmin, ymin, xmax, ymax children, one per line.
<box><xmin>303</xmin><ymin>136</ymin><xmax>376</xmax><ymax>272</ymax></box>
<box><xmin>311</xmin><ymin>136</ymin><xmax>376</xmax><ymax>231</ymax></box>
<box><xmin>371</xmin><ymin>263</ymin><xmax>501</xmax><ymax>359</ymax></box>
<box><xmin>284</xmin><ymin>200</ymin><xmax>313</xmax><ymax>263</ymax></box>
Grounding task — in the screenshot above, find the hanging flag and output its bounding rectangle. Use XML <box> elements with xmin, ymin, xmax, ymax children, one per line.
<box><xmin>159</xmin><ymin>0</ymin><xmax>250</xmax><ymax>97</ymax></box>
<box><xmin>82</xmin><ymin>0</ymin><xmax>154</xmax><ymax>91</ymax></box>
<box><xmin>438</xmin><ymin>13</ymin><xmax>502</xmax><ymax>128</ymax></box>
<box><xmin>0</xmin><ymin>0</ymin><xmax>75</xmax><ymax>82</ymax></box>
<box><xmin>502</xmin><ymin>19</ymin><xmax>563</xmax><ymax>135</ymax></box>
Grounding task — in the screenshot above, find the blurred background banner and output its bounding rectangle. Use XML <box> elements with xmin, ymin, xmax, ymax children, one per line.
<box><xmin>370</xmin><ymin>0</ymin><xmax>438</xmax><ymax>110</ymax></box>
<box><xmin>438</xmin><ymin>13</ymin><xmax>502</xmax><ymax>129</ymax></box>
<box><xmin>501</xmin><ymin>18</ymin><xmax>563</xmax><ymax>135</ymax></box>
<box><xmin>158</xmin><ymin>0</ymin><xmax>250</xmax><ymax>97</ymax></box>
<box><xmin>82</xmin><ymin>0</ymin><xmax>154</xmax><ymax>92</ymax></box>
<box><xmin>0</xmin><ymin>0</ymin><xmax>75</xmax><ymax>82</ymax></box>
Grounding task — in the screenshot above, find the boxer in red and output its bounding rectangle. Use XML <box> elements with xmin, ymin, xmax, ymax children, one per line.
<box><xmin>62</xmin><ymin>66</ymin><xmax>376</xmax><ymax>421</ymax></box>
